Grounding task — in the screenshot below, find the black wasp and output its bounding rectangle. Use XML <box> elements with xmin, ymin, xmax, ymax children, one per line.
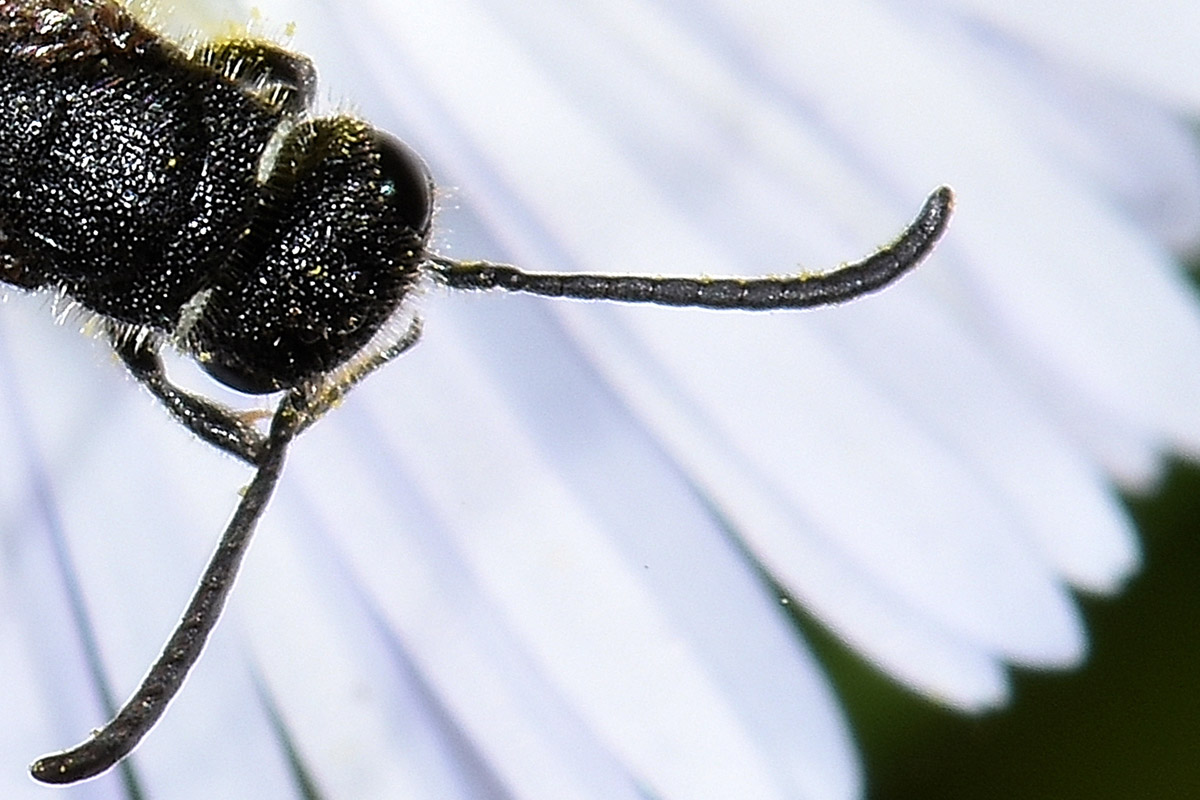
<box><xmin>0</xmin><ymin>0</ymin><xmax>953</xmax><ymax>784</ymax></box>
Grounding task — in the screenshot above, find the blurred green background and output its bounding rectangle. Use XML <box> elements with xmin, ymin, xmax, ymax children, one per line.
<box><xmin>800</xmin><ymin>459</ymin><xmax>1200</xmax><ymax>799</ymax></box>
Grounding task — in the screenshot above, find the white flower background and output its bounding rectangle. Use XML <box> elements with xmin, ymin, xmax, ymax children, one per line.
<box><xmin>1</xmin><ymin>0</ymin><xmax>1199</xmax><ymax>798</ymax></box>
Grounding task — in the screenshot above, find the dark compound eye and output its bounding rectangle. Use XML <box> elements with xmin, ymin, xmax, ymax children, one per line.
<box><xmin>372</xmin><ymin>130</ymin><xmax>434</xmax><ymax>237</ymax></box>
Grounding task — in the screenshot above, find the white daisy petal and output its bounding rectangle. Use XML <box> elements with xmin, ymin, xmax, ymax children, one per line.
<box><xmin>0</xmin><ymin>441</ymin><xmax>123</xmax><ymax>800</ymax></box>
<box><xmin>238</xmin><ymin>506</ymin><xmax>516</xmax><ymax>800</ymax></box>
<box><xmin>0</xmin><ymin>590</ymin><xmax>63</xmax><ymax>800</ymax></box>
<box><xmin>283</xmin><ymin>312</ymin><xmax>859</xmax><ymax>799</ymax></box>
<box><xmin>310</xmin><ymin>0</ymin><xmax>1080</xmax><ymax>697</ymax></box>
<box><xmin>922</xmin><ymin>11</ymin><xmax>1200</xmax><ymax>249</ymax></box>
<box><xmin>816</xmin><ymin>289</ymin><xmax>1141</xmax><ymax>595</ymax></box>
<box><xmin>672</xmin><ymin>0</ymin><xmax>1200</xmax><ymax>482</ymax></box>
<box><xmin>262</xmin><ymin>355</ymin><xmax>662</xmax><ymax>799</ymax></box>
<box><xmin>443</xmin><ymin>293</ymin><xmax>862</xmax><ymax>798</ymax></box>
<box><xmin>932</xmin><ymin>0</ymin><xmax>1200</xmax><ymax>110</ymax></box>
<box><xmin>570</xmin><ymin>299</ymin><xmax>1085</xmax><ymax>682</ymax></box>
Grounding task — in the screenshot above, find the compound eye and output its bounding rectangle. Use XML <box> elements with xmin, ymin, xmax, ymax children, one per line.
<box><xmin>373</xmin><ymin>132</ymin><xmax>434</xmax><ymax>237</ymax></box>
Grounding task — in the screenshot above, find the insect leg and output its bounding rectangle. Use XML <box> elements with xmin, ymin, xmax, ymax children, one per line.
<box><xmin>115</xmin><ymin>338</ymin><xmax>266</xmax><ymax>465</ymax></box>
<box><xmin>29</xmin><ymin>388</ymin><xmax>307</xmax><ymax>785</ymax></box>
<box><xmin>293</xmin><ymin>315</ymin><xmax>423</xmax><ymax>439</ymax></box>
<box><xmin>431</xmin><ymin>186</ymin><xmax>953</xmax><ymax>309</ymax></box>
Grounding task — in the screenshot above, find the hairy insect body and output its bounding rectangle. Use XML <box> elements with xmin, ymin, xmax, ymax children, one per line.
<box><xmin>0</xmin><ymin>0</ymin><xmax>433</xmax><ymax>392</ymax></box>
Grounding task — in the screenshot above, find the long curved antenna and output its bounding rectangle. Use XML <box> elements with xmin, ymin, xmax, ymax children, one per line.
<box><xmin>29</xmin><ymin>391</ymin><xmax>306</xmax><ymax>785</ymax></box>
<box><xmin>430</xmin><ymin>186</ymin><xmax>953</xmax><ymax>308</ymax></box>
